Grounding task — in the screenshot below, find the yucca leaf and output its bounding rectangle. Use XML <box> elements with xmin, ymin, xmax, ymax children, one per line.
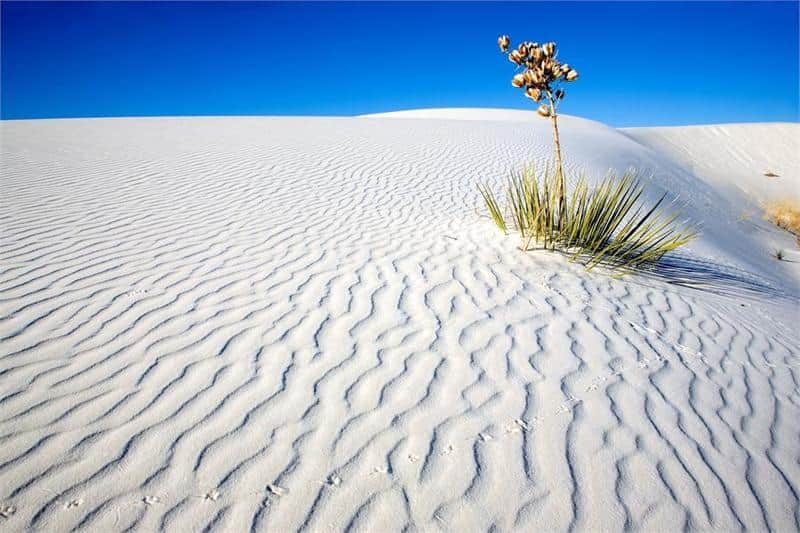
<box><xmin>478</xmin><ymin>166</ymin><xmax>696</xmax><ymax>273</ymax></box>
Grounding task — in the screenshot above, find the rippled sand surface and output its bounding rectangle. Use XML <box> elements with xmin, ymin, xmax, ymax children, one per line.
<box><xmin>1</xmin><ymin>111</ymin><xmax>798</xmax><ymax>531</ymax></box>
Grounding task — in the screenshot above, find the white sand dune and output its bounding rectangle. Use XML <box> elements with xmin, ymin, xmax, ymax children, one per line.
<box><xmin>1</xmin><ymin>110</ymin><xmax>799</xmax><ymax>532</ymax></box>
<box><xmin>622</xmin><ymin>122</ymin><xmax>800</xmax><ymax>203</ymax></box>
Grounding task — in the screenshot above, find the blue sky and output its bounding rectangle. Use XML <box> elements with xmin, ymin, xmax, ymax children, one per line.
<box><xmin>1</xmin><ymin>1</ymin><xmax>798</xmax><ymax>126</ymax></box>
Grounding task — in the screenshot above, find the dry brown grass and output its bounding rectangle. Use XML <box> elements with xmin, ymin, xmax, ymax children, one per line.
<box><xmin>763</xmin><ymin>200</ymin><xmax>800</xmax><ymax>245</ymax></box>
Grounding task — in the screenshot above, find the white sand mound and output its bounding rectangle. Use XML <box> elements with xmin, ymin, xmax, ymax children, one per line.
<box><xmin>362</xmin><ymin>107</ymin><xmax>554</xmax><ymax>122</ymax></box>
<box><xmin>1</xmin><ymin>110</ymin><xmax>799</xmax><ymax>532</ymax></box>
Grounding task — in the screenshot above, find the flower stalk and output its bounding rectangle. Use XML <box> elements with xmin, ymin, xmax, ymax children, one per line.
<box><xmin>497</xmin><ymin>35</ymin><xmax>579</xmax><ymax>228</ymax></box>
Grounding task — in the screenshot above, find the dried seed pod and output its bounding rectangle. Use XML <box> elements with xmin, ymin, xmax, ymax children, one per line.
<box><xmin>560</xmin><ymin>63</ymin><xmax>570</xmax><ymax>73</ymax></box>
<box><xmin>543</xmin><ymin>42</ymin><xmax>556</xmax><ymax>57</ymax></box>
<box><xmin>566</xmin><ymin>69</ymin><xmax>579</xmax><ymax>81</ymax></box>
<box><xmin>523</xmin><ymin>70</ymin><xmax>536</xmax><ymax>85</ymax></box>
<box><xmin>517</xmin><ymin>43</ymin><xmax>529</xmax><ymax>56</ymax></box>
<box><xmin>511</xmin><ymin>74</ymin><xmax>526</xmax><ymax>87</ymax></box>
<box><xmin>537</xmin><ymin>104</ymin><xmax>551</xmax><ymax>117</ymax></box>
<box><xmin>498</xmin><ymin>35</ymin><xmax>510</xmax><ymax>52</ymax></box>
<box><xmin>526</xmin><ymin>87</ymin><xmax>542</xmax><ymax>101</ymax></box>
<box><xmin>508</xmin><ymin>50</ymin><xmax>524</xmax><ymax>64</ymax></box>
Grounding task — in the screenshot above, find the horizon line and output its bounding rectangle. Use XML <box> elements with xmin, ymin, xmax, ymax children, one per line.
<box><xmin>2</xmin><ymin>107</ymin><xmax>798</xmax><ymax>129</ymax></box>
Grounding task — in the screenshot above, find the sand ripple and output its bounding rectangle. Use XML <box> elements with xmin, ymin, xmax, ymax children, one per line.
<box><xmin>1</xmin><ymin>116</ymin><xmax>798</xmax><ymax>531</ymax></box>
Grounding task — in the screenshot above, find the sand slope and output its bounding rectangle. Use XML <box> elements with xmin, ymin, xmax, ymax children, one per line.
<box><xmin>1</xmin><ymin>111</ymin><xmax>799</xmax><ymax>531</ymax></box>
<box><xmin>623</xmin><ymin>122</ymin><xmax>800</xmax><ymax>203</ymax></box>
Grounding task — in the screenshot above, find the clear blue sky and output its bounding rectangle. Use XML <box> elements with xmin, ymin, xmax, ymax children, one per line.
<box><xmin>1</xmin><ymin>1</ymin><xmax>798</xmax><ymax>126</ymax></box>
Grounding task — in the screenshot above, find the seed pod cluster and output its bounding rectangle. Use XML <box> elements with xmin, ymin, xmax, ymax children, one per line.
<box><xmin>497</xmin><ymin>35</ymin><xmax>579</xmax><ymax>115</ymax></box>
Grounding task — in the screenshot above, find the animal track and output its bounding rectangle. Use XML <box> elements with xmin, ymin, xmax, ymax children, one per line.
<box><xmin>266</xmin><ymin>484</ymin><xmax>287</xmax><ymax>497</ymax></box>
<box><xmin>64</xmin><ymin>499</ymin><xmax>83</xmax><ymax>509</ymax></box>
<box><xmin>124</xmin><ymin>288</ymin><xmax>150</xmax><ymax>298</ymax></box>
<box><xmin>141</xmin><ymin>496</ymin><xmax>161</xmax><ymax>506</ymax></box>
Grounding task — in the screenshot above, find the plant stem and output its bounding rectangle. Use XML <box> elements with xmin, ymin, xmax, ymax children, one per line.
<box><xmin>547</xmin><ymin>92</ymin><xmax>566</xmax><ymax>228</ymax></box>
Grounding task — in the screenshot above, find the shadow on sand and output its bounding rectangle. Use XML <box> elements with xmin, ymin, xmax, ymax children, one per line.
<box><xmin>638</xmin><ymin>254</ymin><xmax>797</xmax><ymax>301</ymax></box>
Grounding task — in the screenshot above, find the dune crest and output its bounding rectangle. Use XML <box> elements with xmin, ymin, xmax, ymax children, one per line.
<box><xmin>1</xmin><ymin>112</ymin><xmax>798</xmax><ymax>531</ymax></box>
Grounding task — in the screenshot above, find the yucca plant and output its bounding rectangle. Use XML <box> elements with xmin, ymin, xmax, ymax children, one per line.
<box><xmin>497</xmin><ymin>35</ymin><xmax>578</xmax><ymax>226</ymax></box>
<box><xmin>486</xmin><ymin>36</ymin><xmax>696</xmax><ymax>272</ymax></box>
<box><xmin>480</xmin><ymin>167</ymin><xmax>697</xmax><ymax>272</ymax></box>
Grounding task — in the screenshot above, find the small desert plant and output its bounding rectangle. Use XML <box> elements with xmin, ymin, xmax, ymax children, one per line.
<box><xmin>763</xmin><ymin>199</ymin><xmax>800</xmax><ymax>246</ymax></box>
<box><xmin>497</xmin><ymin>35</ymin><xmax>578</xmax><ymax>225</ymax></box>
<box><xmin>488</xmin><ymin>36</ymin><xmax>696</xmax><ymax>272</ymax></box>
<box><xmin>774</xmin><ymin>248</ymin><xmax>785</xmax><ymax>261</ymax></box>
<box><xmin>480</xmin><ymin>166</ymin><xmax>698</xmax><ymax>271</ymax></box>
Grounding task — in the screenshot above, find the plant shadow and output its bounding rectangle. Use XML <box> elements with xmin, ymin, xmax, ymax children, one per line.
<box><xmin>638</xmin><ymin>253</ymin><xmax>797</xmax><ymax>301</ymax></box>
